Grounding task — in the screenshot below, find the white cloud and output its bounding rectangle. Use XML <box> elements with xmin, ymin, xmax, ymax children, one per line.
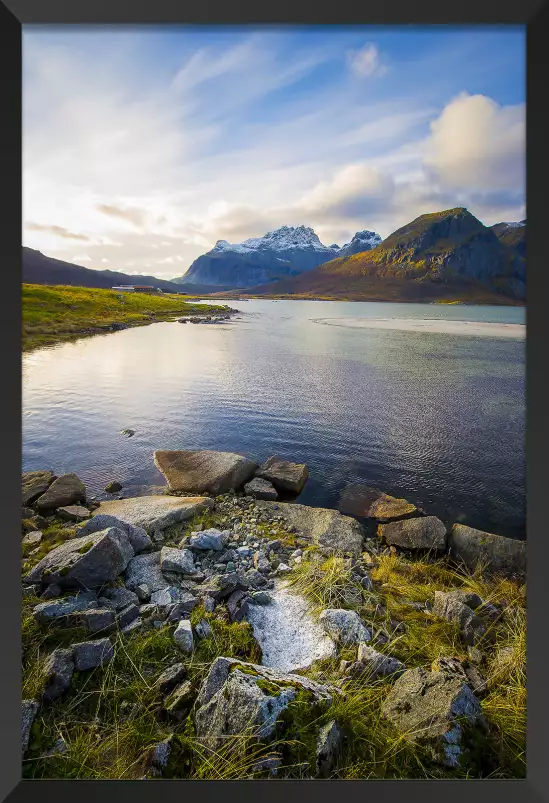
<box><xmin>347</xmin><ymin>43</ymin><xmax>388</xmax><ymax>78</ymax></box>
<box><xmin>423</xmin><ymin>92</ymin><xmax>525</xmax><ymax>194</ymax></box>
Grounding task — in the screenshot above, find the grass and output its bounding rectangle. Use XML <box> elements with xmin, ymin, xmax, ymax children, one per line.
<box><xmin>22</xmin><ymin>284</ymin><xmax>230</xmax><ymax>351</ymax></box>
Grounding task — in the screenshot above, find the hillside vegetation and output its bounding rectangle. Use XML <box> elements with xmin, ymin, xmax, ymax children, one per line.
<box><xmin>22</xmin><ymin>284</ymin><xmax>223</xmax><ymax>351</ymax></box>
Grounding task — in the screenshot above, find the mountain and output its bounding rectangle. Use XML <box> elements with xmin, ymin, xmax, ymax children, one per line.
<box><xmin>237</xmin><ymin>208</ymin><xmax>525</xmax><ymax>304</ymax></box>
<box><xmin>490</xmin><ymin>220</ymin><xmax>526</xmax><ymax>258</ymax></box>
<box><xmin>338</xmin><ymin>230</ymin><xmax>383</xmax><ymax>257</ymax></box>
<box><xmin>22</xmin><ymin>248</ymin><xmax>182</xmax><ymax>292</ymax></box>
<box><xmin>173</xmin><ymin>224</ymin><xmax>382</xmax><ymax>288</ymax></box>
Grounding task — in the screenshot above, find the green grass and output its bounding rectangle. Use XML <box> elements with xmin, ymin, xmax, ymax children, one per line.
<box><xmin>22</xmin><ymin>284</ymin><xmax>229</xmax><ymax>351</ymax></box>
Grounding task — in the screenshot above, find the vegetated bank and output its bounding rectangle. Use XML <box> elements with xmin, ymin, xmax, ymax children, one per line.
<box><xmin>21</xmin><ymin>450</ymin><xmax>526</xmax><ymax>780</ymax></box>
<box><xmin>22</xmin><ymin>284</ymin><xmax>235</xmax><ymax>352</ymax></box>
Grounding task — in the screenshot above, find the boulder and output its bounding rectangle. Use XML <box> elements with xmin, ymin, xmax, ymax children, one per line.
<box><xmin>105</xmin><ymin>481</ymin><xmax>122</xmax><ymax>493</ymax></box>
<box><xmin>448</xmin><ymin>524</ymin><xmax>526</xmax><ymax>578</ymax></box>
<box><xmin>173</xmin><ymin>619</ymin><xmax>194</xmax><ymax>654</ymax></box>
<box><xmin>22</xmin><ymin>470</ymin><xmax>56</xmax><ymax>507</ymax></box>
<box><xmin>22</xmin><ymin>700</ymin><xmax>39</xmax><ymax>757</ymax></box>
<box><xmin>431</xmin><ymin>656</ymin><xmax>488</xmax><ymax>697</ymax></box>
<box><xmin>378</xmin><ymin>516</ymin><xmax>447</xmax><ymax>551</ymax></box>
<box><xmin>98</xmin><ymin>586</ymin><xmax>139</xmax><ymax>611</ymax></box>
<box><xmin>23</xmin><ymin>531</ymin><xmax>43</xmax><ymax>547</ymax></box>
<box><xmin>319</xmin><ymin>609</ymin><xmax>371</xmax><ymax>645</ymax></box>
<box><xmin>189</xmin><ymin>529</ymin><xmax>225</xmax><ymax>551</ymax></box>
<box><xmin>92</xmin><ymin>495</ymin><xmax>214</xmax><ymax>533</ymax></box>
<box><xmin>124</xmin><ymin>552</ymin><xmax>170</xmax><ymax>593</ymax></box>
<box><xmin>316</xmin><ymin>720</ymin><xmax>343</xmax><ymax>778</ymax></box>
<box><xmin>198</xmin><ymin>571</ymin><xmax>246</xmax><ymax>602</ymax></box>
<box><xmin>77</xmin><ymin>608</ymin><xmax>116</xmax><ymax>634</ymax></box>
<box><xmin>72</xmin><ymin>638</ymin><xmax>114</xmax><ymax>671</ymax></box>
<box><xmin>117</xmin><ymin>603</ymin><xmax>140</xmax><ymax>629</ymax></box>
<box><xmin>154</xmin><ymin>663</ymin><xmax>187</xmax><ymax>694</ymax></box>
<box><xmin>244</xmin><ymin>477</ymin><xmax>278</xmax><ymax>501</ymax></box>
<box><xmin>433</xmin><ymin>591</ymin><xmax>486</xmax><ymax>645</ymax></box>
<box><xmin>160</xmin><ymin>546</ymin><xmax>196</xmax><ymax>574</ymax></box>
<box><xmin>354</xmin><ymin>644</ymin><xmax>407</xmax><ymax>679</ymax></box>
<box><xmin>336</xmin><ymin>485</ymin><xmax>420</xmax><ymax>520</ymax></box>
<box><xmin>79</xmin><ymin>514</ymin><xmax>153</xmax><ymax>554</ymax></box>
<box><xmin>57</xmin><ymin>505</ymin><xmax>91</xmax><ymax>522</ymax></box>
<box><xmin>42</xmin><ymin>648</ymin><xmax>74</xmax><ymax>701</ymax></box>
<box><xmin>255</xmin><ymin>501</ymin><xmax>364</xmax><ymax>557</ymax></box>
<box><xmin>24</xmin><ymin>527</ymin><xmax>134</xmax><ymax>590</ymax></box>
<box><xmin>226</xmin><ymin>589</ymin><xmax>249</xmax><ymax>622</ymax></box>
<box><xmin>164</xmin><ymin>681</ymin><xmax>195</xmax><ymax>720</ymax></box>
<box><xmin>35</xmin><ymin>473</ymin><xmax>86</xmax><ymax>511</ymax></box>
<box><xmin>255</xmin><ymin>455</ymin><xmax>308</xmax><ymax>494</ymax></box>
<box><xmin>194</xmin><ymin>657</ymin><xmax>334</xmax><ymax>749</ymax></box>
<box><xmin>154</xmin><ymin>449</ymin><xmax>257</xmax><ymax>494</ymax></box>
<box><xmin>381</xmin><ymin>667</ymin><xmax>486</xmax><ymax>767</ymax></box>
<box><xmin>33</xmin><ymin>591</ymin><xmax>98</xmax><ymax>624</ymax></box>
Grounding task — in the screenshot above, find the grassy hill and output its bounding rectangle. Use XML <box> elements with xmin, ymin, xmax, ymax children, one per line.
<box><xmin>22</xmin><ymin>284</ymin><xmax>224</xmax><ymax>351</ymax></box>
<box><xmin>240</xmin><ymin>209</ymin><xmax>525</xmax><ymax>305</ymax></box>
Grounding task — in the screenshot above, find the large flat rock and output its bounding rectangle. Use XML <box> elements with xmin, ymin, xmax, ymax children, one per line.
<box><xmin>378</xmin><ymin>516</ymin><xmax>447</xmax><ymax>551</ymax></box>
<box><xmin>448</xmin><ymin>523</ymin><xmax>526</xmax><ymax>579</ymax></box>
<box><xmin>35</xmin><ymin>473</ymin><xmax>86</xmax><ymax>511</ymax></box>
<box><xmin>255</xmin><ymin>455</ymin><xmax>308</xmax><ymax>494</ymax></box>
<box><xmin>154</xmin><ymin>450</ymin><xmax>257</xmax><ymax>494</ymax></box>
<box><xmin>336</xmin><ymin>484</ymin><xmax>421</xmax><ymax>521</ymax></box>
<box><xmin>255</xmin><ymin>501</ymin><xmax>364</xmax><ymax>556</ymax></box>
<box><xmin>22</xmin><ymin>470</ymin><xmax>56</xmax><ymax>507</ymax></box>
<box><xmin>93</xmin><ymin>495</ymin><xmax>214</xmax><ymax>533</ymax></box>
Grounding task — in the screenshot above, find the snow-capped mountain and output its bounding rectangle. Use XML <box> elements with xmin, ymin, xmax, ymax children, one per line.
<box><xmin>173</xmin><ymin>224</ymin><xmax>382</xmax><ymax>288</ymax></box>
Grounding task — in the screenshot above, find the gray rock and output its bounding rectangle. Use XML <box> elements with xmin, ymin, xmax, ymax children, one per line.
<box><xmin>433</xmin><ymin>591</ymin><xmax>486</xmax><ymax>645</ymax></box>
<box><xmin>135</xmin><ymin>583</ymin><xmax>151</xmax><ymax>602</ymax></box>
<box><xmin>124</xmin><ymin>552</ymin><xmax>169</xmax><ymax>593</ymax></box>
<box><xmin>194</xmin><ymin>657</ymin><xmax>334</xmax><ymax>749</ymax></box>
<box><xmin>154</xmin><ymin>662</ymin><xmax>187</xmax><ymax>694</ymax></box>
<box><xmin>276</xmin><ymin>563</ymin><xmax>292</xmax><ymax>575</ymax></box>
<box><xmin>35</xmin><ymin>473</ymin><xmax>86</xmax><ymax>511</ymax></box>
<box><xmin>121</xmin><ymin>617</ymin><xmax>143</xmax><ymax>635</ymax></box>
<box><xmin>381</xmin><ymin>667</ymin><xmax>485</xmax><ymax>767</ymax></box>
<box><xmin>154</xmin><ymin>449</ymin><xmax>258</xmax><ymax>494</ymax></box>
<box><xmin>159</xmin><ymin>546</ymin><xmax>196</xmax><ymax>575</ymax></box>
<box><xmin>255</xmin><ymin>501</ymin><xmax>363</xmax><ymax>556</ymax></box>
<box><xmin>316</xmin><ymin>720</ymin><xmax>343</xmax><ymax>778</ymax></box>
<box><xmin>78</xmin><ymin>514</ymin><xmax>153</xmax><ymax>554</ymax></box>
<box><xmin>198</xmin><ymin>571</ymin><xmax>245</xmax><ymax>601</ymax></box>
<box><xmin>22</xmin><ymin>699</ymin><xmax>39</xmax><ymax>757</ymax></box>
<box><xmin>40</xmin><ymin>584</ymin><xmax>62</xmax><ymax>600</ymax></box>
<box><xmin>42</xmin><ymin>648</ymin><xmax>74</xmax><ymax>701</ymax></box>
<box><xmin>244</xmin><ymin>477</ymin><xmax>279</xmax><ymax>501</ymax></box>
<box><xmin>189</xmin><ymin>529</ymin><xmax>225</xmax><ymax>551</ymax></box>
<box><xmin>98</xmin><ymin>586</ymin><xmax>139</xmax><ymax>611</ymax></box>
<box><xmin>194</xmin><ymin>618</ymin><xmax>212</xmax><ymax>639</ymax></box>
<box><xmin>72</xmin><ymin>638</ymin><xmax>114</xmax><ymax>670</ymax></box>
<box><xmin>356</xmin><ymin>644</ymin><xmax>407</xmax><ymax>679</ymax></box>
<box><xmin>117</xmin><ymin>603</ymin><xmax>140</xmax><ymax>628</ymax></box>
<box><xmin>78</xmin><ymin>608</ymin><xmax>116</xmax><ymax>634</ymax></box>
<box><xmin>378</xmin><ymin>516</ymin><xmax>447</xmax><ymax>551</ymax></box>
<box><xmin>105</xmin><ymin>481</ymin><xmax>122</xmax><ymax>493</ymax></box>
<box><xmin>57</xmin><ymin>505</ymin><xmax>91</xmax><ymax>522</ymax></box>
<box><xmin>139</xmin><ymin>739</ymin><xmax>172</xmax><ymax>777</ymax></box>
<box><xmin>173</xmin><ymin>619</ymin><xmax>194</xmax><ymax>654</ymax></box>
<box><xmin>319</xmin><ymin>609</ymin><xmax>371</xmax><ymax>645</ymax></box>
<box><xmin>166</xmin><ymin>595</ymin><xmax>199</xmax><ymax>621</ymax></box>
<box><xmin>255</xmin><ymin>455</ymin><xmax>309</xmax><ymax>494</ymax></box>
<box><xmin>254</xmin><ymin>551</ymin><xmax>272</xmax><ymax>574</ymax></box>
<box><xmin>92</xmin><ymin>495</ymin><xmax>214</xmax><ymax>533</ymax></box>
<box><xmin>448</xmin><ymin>524</ymin><xmax>526</xmax><ymax>578</ymax></box>
<box><xmin>33</xmin><ymin>591</ymin><xmax>98</xmax><ymax>624</ymax></box>
<box><xmin>249</xmin><ymin>591</ymin><xmax>272</xmax><ymax>605</ymax></box>
<box><xmin>245</xmin><ymin>568</ymin><xmax>268</xmax><ymax>588</ymax></box>
<box><xmin>24</xmin><ymin>527</ymin><xmax>134</xmax><ymax>590</ymax></box>
<box><xmin>22</xmin><ymin>470</ymin><xmax>56</xmax><ymax>507</ymax></box>
<box><xmin>23</xmin><ymin>531</ymin><xmax>43</xmax><ymax>547</ymax></box>
<box><xmin>226</xmin><ymin>590</ymin><xmax>249</xmax><ymax>622</ymax></box>
<box><xmin>164</xmin><ymin>680</ymin><xmax>195</xmax><ymax>720</ymax></box>
<box><xmin>361</xmin><ymin>574</ymin><xmax>374</xmax><ymax>592</ymax></box>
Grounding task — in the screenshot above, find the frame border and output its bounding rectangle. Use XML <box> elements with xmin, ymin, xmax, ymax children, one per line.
<box><xmin>3</xmin><ymin>2</ymin><xmax>548</xmax><ymax>802</ymax></box>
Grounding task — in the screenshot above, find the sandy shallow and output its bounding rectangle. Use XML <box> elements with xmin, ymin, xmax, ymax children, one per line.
<box><xmin>246</xmin><ymin>581</ymin><xmax>336</xmax><ymax>673</ymax></box>
<box><xmin>312</xmin><ymin>317</ymin><xmax>526</xmax><ymax>338</ymax></box>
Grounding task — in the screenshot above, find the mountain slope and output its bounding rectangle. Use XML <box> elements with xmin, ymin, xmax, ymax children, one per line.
<box><xmin>243</xmin><ymin>208</ymin><xmax>525</xmax><ymax>304</ymax></box>
<box><xmin>174</xmin><ymin>224</ymin><xmax>381</xmax><ymax>288</ymax></box>
<box><xmin>22</xmin><ymin>248</ymin><xmax>181</xmax><ymax>292</ymax></box>
<box><xmin>490</xmin><ymin>220</ymin><xmax>526</xmax><ymax>258</ymax></box>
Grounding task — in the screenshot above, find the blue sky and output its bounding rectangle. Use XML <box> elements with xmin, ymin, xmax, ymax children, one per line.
<box><xmin>23</xmin><ymin>26</ymin><xmax>525</xmax><ymax>277</ymax></box>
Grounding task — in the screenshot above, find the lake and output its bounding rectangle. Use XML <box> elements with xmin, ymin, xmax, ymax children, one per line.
<box><xmin>22</xmin><ymin>299</ymin><xmax>526</xmax><ymax>539</ymax></box>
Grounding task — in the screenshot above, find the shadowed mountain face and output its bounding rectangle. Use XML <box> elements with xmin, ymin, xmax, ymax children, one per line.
<box><xmin>22</xmin><ymin>248</ymin><xmax>182</xmax><ymax>292</ymax></box>
<box><xmin>490</xmin><ymin>220</ymin><xmax>526</xmax><ymax>259</ymax></box>
<box><xmin>240</xmin><ymin>209</ymin><xmax>526</xmax><ymax>304</ymax></box>
<box><xmin>172</xmin><ymin>225</ymin><xmax>382</xmax><ymax>288</ymax></box>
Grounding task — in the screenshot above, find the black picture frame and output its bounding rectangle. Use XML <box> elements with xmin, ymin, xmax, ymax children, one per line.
<box><xmin>2</xmin><ymin>2</ymin><xmax>548</xmax><ymax>802</ymax></box>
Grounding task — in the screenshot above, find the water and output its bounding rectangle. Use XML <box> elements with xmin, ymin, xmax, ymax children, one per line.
<box><xmin>22</xmin><ymin>300</ymin><xmax>526</xmax><ymax>539</ymax></box>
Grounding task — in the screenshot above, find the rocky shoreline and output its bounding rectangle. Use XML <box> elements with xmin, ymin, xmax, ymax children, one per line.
<box><xmin>21</xmin><ymin>450</ymin><xmax>526</xmax><ymax>779</ymax></box>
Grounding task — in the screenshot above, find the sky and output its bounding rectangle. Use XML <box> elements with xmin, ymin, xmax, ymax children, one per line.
<box><xmin>23</xmin><ymin>26</ymin><xmax>526</xmax><ymax>279</ymax></box>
